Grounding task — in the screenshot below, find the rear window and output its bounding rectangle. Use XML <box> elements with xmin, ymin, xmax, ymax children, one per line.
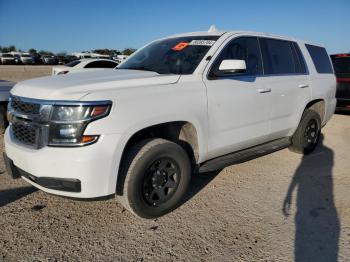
<box><xmin>259</xmin><ymin>38</ymin><xmax>296</xmax><ymax>74</ymax></box>
<box><xmin>331</xmin><ymin>56</ymin><xmax>350</xmax><ymax>74</ymax></box>
<box><xmin>305</xmin><ymin>44</ymin><xmax>333</xmax><ymax>74</ymax></box>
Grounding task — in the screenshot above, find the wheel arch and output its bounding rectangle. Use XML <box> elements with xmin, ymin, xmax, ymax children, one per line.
<box><xmin>115</xmin><ymin>120</ymin><xmax>202</xmax><ymax>196</ymax></box>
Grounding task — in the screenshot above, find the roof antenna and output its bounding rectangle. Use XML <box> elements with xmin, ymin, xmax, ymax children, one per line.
<box><xmin>208</xmin><ymin>25</ymin><xmax>218</xmax><ymax>33</ymax></box>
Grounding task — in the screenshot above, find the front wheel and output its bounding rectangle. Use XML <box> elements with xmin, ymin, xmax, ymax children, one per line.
<box><xmin>117</xmin><ymin>138</ymin><xmax>192</xmax><ymax>219</ymax></box>
<box><xmin>289</xmin><ymin>109</ymin><xmax>321</xmax><ymax>154</ymax></box>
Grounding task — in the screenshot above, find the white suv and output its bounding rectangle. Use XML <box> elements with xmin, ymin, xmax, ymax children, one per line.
<box><xmin>4</xmin><ymin>28</ymin><xmax>336</xmax><ymax>218</ymax></box>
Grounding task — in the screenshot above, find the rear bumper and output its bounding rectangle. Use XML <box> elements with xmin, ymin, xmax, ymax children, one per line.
<box><xmin>4</xmin><ymin>128</ymin><xmax>125</xmax><ymax>198</ymax></box>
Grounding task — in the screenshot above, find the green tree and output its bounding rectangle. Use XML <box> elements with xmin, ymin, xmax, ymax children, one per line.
<box><xmin>122</xmin><ymin>48</ymin><xmax>136</xmax><ymax>56</ymax></box>
<box><xmin>39</xmin><ymin>50</ymin><xmax>54</xmax><ymax>56</ymax></box>
<box><xmin>8</xmin><ymin>45</ymin><xmax>16</xmax><ymax>52</ymax></box>
<box><xmin>28</xmin><ymin>48</ymin><xmax>37</xmax><ymax>55</ymax></box>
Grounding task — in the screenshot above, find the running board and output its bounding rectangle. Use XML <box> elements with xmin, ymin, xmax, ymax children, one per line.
<box><xmin>199</xmin><ymin>137</ymin><xmax>291</xmax><ymax>173</ymax></box>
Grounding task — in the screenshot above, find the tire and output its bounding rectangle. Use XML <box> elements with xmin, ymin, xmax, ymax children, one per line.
<box><xmin>289</xmin><ymin>109</ymin><xmax>321</xmax><ymax>154</ymax></box>
<box><xmin>0</xmin><ymin>105</ymin><xmax>8</xmax><ymax>134</ymax></box>
<box><xmin>117</xmin><ymin>138</ymin><xmax>192</xmax><ymax>219</ymax></box>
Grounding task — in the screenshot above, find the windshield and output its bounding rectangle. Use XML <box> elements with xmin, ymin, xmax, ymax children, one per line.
<box><xmin>331</xmin><ymin>57</ymin><xmax>350</xmax><ymax>74</ymax></box>
<box><xmin>65</xmin><ymin>60</ymin><xmax>81</xmax><ymax>67</ymax></box>
<box><xmin>2</xmin><ymin>54</ymin><xmax>13</xmax><ymax>57</ymax></box>
<box><xmin>21</xmin><ymin>54</ymin><xmax>31</xmax><ymax>57</ymax></box>
<box><xmin>118</xmin><ymin>36</ymin><xmax>219</xmax><ymax>74</ymax></box>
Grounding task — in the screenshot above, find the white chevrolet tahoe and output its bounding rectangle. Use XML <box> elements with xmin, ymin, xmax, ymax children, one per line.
<box><xmin>4</xmin><ymin>28</ymin><xmax>336</xmax><ymax>218</ymax></box>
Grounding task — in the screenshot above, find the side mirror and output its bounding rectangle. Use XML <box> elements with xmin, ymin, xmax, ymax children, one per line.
<box><xmin>218</xmin><ymin>59</ymin><xmax>246</xmax><ymax>74</ymax></box>
<box><xmin>211</xmin><ymin>59</ymin><xmax>247</xmax><ymax>77</ymax></box>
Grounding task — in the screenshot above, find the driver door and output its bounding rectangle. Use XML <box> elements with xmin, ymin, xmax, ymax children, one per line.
<box><xmin>203</xmin><ymin>36</ymin><xmax>271</xmax><ymax>159</ymax></box>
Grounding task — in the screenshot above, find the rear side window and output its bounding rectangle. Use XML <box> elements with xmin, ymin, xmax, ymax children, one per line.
<box><xmin>259</xmin><ymin>38</ymin><xmax>295</xmax><ymax>74</ymax></box>
<box><xmin>85</xmin><ymin>61</ymin><xmax>117</xmax><ymax>68</ymax></box>
<box><xmin>305</xmin><ymin>44</ymin><xmax>333</xmax><ymax>74</ymax></box>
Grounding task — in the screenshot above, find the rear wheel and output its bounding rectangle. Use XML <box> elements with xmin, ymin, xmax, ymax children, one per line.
<box><xmin>117</xmin><ymin>138</ymin><xmax>191</xmax><ymax>218</ymax></box>
<box><xmin>289</xmin><ymin>109</ymin><xmax>321</xmax><ymax>154</ymax></box>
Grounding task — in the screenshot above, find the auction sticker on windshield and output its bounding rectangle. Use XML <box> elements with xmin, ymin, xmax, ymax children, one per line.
<box><xmin>189</xmin><ymin>40</ymin><xmax>216</xmax><ymax>46</ymax></box>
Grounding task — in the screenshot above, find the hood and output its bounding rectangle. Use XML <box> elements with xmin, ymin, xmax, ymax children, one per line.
<box><xmin>11</xmin><ymin>69</ymin><xmax>180</xmax><ymax>100</ymax></box>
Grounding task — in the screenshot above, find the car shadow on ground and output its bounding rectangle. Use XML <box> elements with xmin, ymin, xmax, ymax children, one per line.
<box><xmin>0</xmin><ymin>185</ymin><xmax>37</xmax><ymax>208</ymax></box>
<box><xmin>282</xmin><ymin>135</ymin><xmax>340</xmax><ymax>262</ymax></box>
<box><xmin>182</xmin><ymin>169</ymin><xmax>222</xmax><ymax>206</ymax></box>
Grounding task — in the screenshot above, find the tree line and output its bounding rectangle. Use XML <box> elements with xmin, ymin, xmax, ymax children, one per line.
<box><xmin>0</xmin><ymin>45</ymin><xmax>136</xmax><ymax>56</ymax></box>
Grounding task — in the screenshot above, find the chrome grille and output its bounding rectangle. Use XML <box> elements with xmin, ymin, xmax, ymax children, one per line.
<box><xmin>12</xmin><ymin>122</ymin><xmax>37</xmax><ymax>146</ymax></box>
<box><xmin>10</xmin><ymin>96</ymin><xmax>41</xmax><ymax>115</ymax></box>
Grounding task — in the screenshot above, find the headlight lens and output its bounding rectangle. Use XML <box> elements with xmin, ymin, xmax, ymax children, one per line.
<box><xmin>48</xmin><ymin>103</ymin><xmax>111</xmax><ymax>146</ymax></box>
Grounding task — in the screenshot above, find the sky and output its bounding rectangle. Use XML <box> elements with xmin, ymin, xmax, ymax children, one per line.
<box><xmin>0</xmin><ymin>0</ymin><xmax>349</xmax><ymax>54</ymax></box>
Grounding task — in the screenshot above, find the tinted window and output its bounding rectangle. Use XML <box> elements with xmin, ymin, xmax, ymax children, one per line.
<box><xmin>291</xmin><ymin>42</ymin><xmax>307</xmax><ymax>74</ymax></box>
<box><xmin>65</xmin><ymin>60</ymin><xmax>81</xmax><ymax>67</ymax></box>
<box><xmin>260</xmin><ymin>38</ymin><xmax>295</xmax><ymax>74</ymax></box>
<box><xmin>85</xmin><ymin>61</ymin><xmax>117</xmax><ymax>68</ymax></box>
<box><xmin>119</xmin><ymin>36</ymin><xmax>219</xmax><ymax>74</ymax></box>
<box><xmin>305</xmin><ymin>44</ymin><xmax>333</xmax><ymax>74</ymax></box>
<box><xmin>210</xmin><ymin>37</ymin><xmax>263</xmax><ymax>76</ymax></box>
<box><xmin>331</xmin><ymin>56</ymin><xmax>350</xmax><ymax>74</ymax></box>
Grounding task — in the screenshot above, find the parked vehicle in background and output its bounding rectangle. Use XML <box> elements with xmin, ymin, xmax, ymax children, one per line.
<box><xmin>0</xmin><ymin>80</ymin><xmax>15</xmax><ymax>132</ymax></box>
<box><xmin>19</xmin><ymin>54</ymin><xmax>35</xmax><ymax>65</ymax></box>
<box><xmin>331</xmin><ymin>53</ymin><xmax>350</xmax><ymax>111</ymax></box>
<box><xmin>0</xmin><ymin>53</ymin><xmax>16</xmax><ymax>64</ymax></box>
<box><xmin>4</xmin><ymin>28</ymin><xmax>336</xmax><ymax>219</ymax></box>
<box><xmin>113</xmin><ymin>55</ymin><xmax>129</xmax><ymax>64</ymax></box>
<box><xmin>41</xmin><ymin>55</ymin><xmax>57</xmax><ymax>65</ymax></box>
<box><xmin>52</xmin><ymin>58</ymin><xmax>118</xmax><ymax>75</ymax></box>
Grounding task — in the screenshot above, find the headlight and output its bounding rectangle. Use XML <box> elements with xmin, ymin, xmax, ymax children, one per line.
<box><xmin>48</xmin><ymin>103</ymin><xmax>111</xmax><ymax>146</ymax></box>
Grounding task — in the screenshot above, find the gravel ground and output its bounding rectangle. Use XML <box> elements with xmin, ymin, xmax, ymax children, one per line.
<box><xmin>0</xmin><ymin>65</ymin><xmax>52</xmax><ymax>82</ymax></box>
<box><xmin>1</xmin><ymin>115</ymin><xmax>349</xmax><ymax>262</ymax></box>
<box><xmin>0</xmin><ymin>67</ymin><xmax>349</xmax><ymax>261</ymax></box>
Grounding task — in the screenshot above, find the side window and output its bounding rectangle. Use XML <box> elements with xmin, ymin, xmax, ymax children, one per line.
<box><xmin>210</xmin><ymin>37</ymin><xmax>263</xmax><ymax>76</ymax></box>
<box><xmin>305</xmin><ymin>44</ymin><xmax>333</xmax><ymax>74</ymax></box>
<box><xmin>259</xmin><ymin>38</ymin><xmax>296</xmax><ymax>74</ymax></box>
<box><xmin>84</xmin><ymin>61</ymin><xmax>103</xmax><ymax>68</ymax></box>
<box><xmin>291</xmin><ymin>42</ymin><xmax>307</xmax><ymax>74</ymax></box>
<box><xmin>85</xmin><ymin>61</ymin><xmax>117</xmax><ymax>68</ymax></box>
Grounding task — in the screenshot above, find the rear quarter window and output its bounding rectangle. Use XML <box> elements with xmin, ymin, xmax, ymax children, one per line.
<box><xmin>305</xmin><ymin>44</ymin><xmax>333</xmax><ymax>74</ymax></box>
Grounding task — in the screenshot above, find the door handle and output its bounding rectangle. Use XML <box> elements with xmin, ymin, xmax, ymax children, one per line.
<box><xmin>258</xmin><ymin>88</ymin><xmax>271</xmax><ymax>93</ymax></box>
<box><xmin>298</xmin><ymin>83</ymin><xmax>309</xmax><ymax>88</ymax></box>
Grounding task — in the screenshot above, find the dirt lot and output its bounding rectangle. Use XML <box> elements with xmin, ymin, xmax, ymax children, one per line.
<box><xmin>0</xmin><ymin>67</ymin><xmax>349</xmax><ymax>261</ymax></box>
<box><xmin>0</xmin><ymin>65</ymin><xmax>52</xmax><ymax>82</ymax></box>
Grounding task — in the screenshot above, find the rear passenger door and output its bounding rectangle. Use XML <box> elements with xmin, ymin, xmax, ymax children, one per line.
<box><xmin>259</xmin><ymin>38</ymin><xmax>311</xmax><ymax>139</ymax></box>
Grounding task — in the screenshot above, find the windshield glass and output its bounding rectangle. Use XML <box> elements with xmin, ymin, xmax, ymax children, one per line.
<box><xmin>331</xmin><ymin>57</ymin><xmax>350</xmax><ymax>74</ymax></box>
<box><xmin>21</xmin><ymin>54</ymin><xmax>31</xmax><ymax>57</ymax></box>
<box><xmin>65</xmin><ymin>60</ymin><xmax>81</xmax><ymax>67</ymax></box>
<box><xmin>118</xmin><ymin>36</ymin><xmax>219</xmax><ymax>74</ymax></box>
<box><xmin>2</xmin><ymin>54</ymin><xmax>13</xmax><ymax>57</ymax></box>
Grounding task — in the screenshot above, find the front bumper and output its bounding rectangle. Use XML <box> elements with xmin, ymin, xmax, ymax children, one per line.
<box><xmin>4</xmin><ymin>129</ymin><xmax>124</xmax><ymax>198</ymax></box>
<box><xmin>4</xmin><ymin>153</ymin><xmax>81</xmax><ymax>192</ymax></box>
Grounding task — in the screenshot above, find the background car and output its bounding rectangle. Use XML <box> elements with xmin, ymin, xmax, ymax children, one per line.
<box><xmin>19</xmin><ymin>54</ymin><xmax>35</xmax><ymax>65</ymax></box>
<box><xmin>41</xmin><ymin>55</ymin><xmax>57</xmax><ymax>65</ymax></box>
<box><xmin>52</xmin><ymin>58</ymin><xmax>118</xmax><ymax>75</ymax></box>
<box><xmin>0</xmin><ymin>53</ymin><xmax>16</xmax><ymax>64</ymax></box>
<box><xmin>331</xmin><ymin>53</ymin><xmax>350</xmax><ymax>111</ymax></box>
